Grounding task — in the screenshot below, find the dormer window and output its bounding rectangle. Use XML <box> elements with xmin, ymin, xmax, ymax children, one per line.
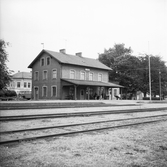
<box><xmin>41</xmin><ymin>58</ymin><xmax>45</xmax><ymax>66</ymax></box>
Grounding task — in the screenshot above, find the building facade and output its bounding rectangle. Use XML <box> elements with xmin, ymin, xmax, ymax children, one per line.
<box><xmin>28</xmin><ymin>49</ymin><xmax>122</xmax><ymax>100</ymax></box>
<box><xmin>7</xmin><ymin>72</ymin><xmax>32</xmax><ymax>99</ymax></box>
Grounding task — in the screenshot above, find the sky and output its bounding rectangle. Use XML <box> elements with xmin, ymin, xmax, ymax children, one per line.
<box><xmin>1</xmin><ymin>0</ymin><xmax>167</xmax><ymax>73</ymax></box>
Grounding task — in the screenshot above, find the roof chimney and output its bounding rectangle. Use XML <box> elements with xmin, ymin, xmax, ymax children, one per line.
<box><xmin>76</xmin><ymin>52</ymin><xmax>82</xmax><ymax>57</ymax></box>
<box><xmin>59</xmin><ymin>49</ymin><xmax>66</xmax><ymax>54</ymax></box>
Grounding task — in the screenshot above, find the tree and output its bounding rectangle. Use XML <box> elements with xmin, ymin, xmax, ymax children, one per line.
<box><xmin>98</xmin><ymin>44</ymin><xmax>140</xmax><ymax>96</ymax></box>
<box><xmin>98</xmin><ymin>43</ymin><xmax>167</xmax><ymax>99</ymax></box>
<box><xmin>0</xmin><ymin>39</ymin><xmax>12</xmax><ymax>90</ymax></box>
<box><xmin>139</xmin><ymin>55</ymin><xmax>167</xmax><ymax>97</ymax></box>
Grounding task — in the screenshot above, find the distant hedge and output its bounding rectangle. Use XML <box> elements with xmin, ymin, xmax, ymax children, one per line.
<box><xmin>143</xmin><ymin>97</ymin><xmax>162</xmax><ymax>100</ymax></box>
<box><xmin>0</xmin><ymin>90</ymin><xmax>17</xmax><ymax>97</ymax></box>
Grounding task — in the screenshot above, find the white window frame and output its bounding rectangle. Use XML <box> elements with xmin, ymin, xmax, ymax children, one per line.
<box><xmin>41</xmin><ymin>58</ymin><xmax>45</xmax><ymax>66</ymax></box>
<box><xmin>89</xmin><ymin>72</ymin><xmax>93</xmax><ymax>81</ymax></box>
<box><xmin>34</xmin><ymin>71</ymin><xmax>39</xmax><ymax>81</ymax></box>
<box><xmin>70</xmin><ymin>69</ymin><xmax>76</xmax><ymax>79</ymax></box>
<box><xmin>51</xmin><ymin>85</ymin><xmax>57</xmax><ymax>97</ymax></box>
<box><xmin>28</xmin><ymin>82</ymin><xmax>31</xmax><ymax>88</ymax></box>
<box><xmin>80</xmin><ymin>71</ymin><xmax>86</xmax><ymax>80</ymax></box>
<box><xmin>43</xmin><ymin>70</ymin><xmax>48</xmax><ymax>80</ymax></box>
<box><xmin>98</xmin><ymin>73</ymin><xmax>103</xmax><ymax>82</ymax></box>
<box><xmin>46</xmin><ymin>56</ymin><xmax>51</xmax><ymax>65</ymax></box>
<box><xmin>52</xmin><ymin>69</ymin><xmax>57</xmax><ymax>79</ymax></box>
<box><xmin>24</xmin><ymin>82</ymin><xmax>27</xmax><ymax>88</ymax></box>
<box><xmin>17</xmin><ymin>82</ymin><xmax>21</xmax><ymax>88</ymax></box>
<box><xmin>42</xmin><ymin>86</ymin><xmax>47</xmax><ymax>97</ymax></box>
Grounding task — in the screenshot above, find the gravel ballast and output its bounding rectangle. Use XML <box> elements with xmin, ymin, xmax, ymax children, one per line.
<box><xmin>0</xmin><ymin>121</ymin><xmax>167</xmax><ymax>167</ymax></box>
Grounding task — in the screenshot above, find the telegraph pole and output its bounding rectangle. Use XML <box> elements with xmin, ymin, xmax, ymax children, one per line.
<box><xmin>159</xmin><ymin>69</ymin><xmax>161</xmax><ymax>100</ymax></box>
<box><xmin>148</xmin><ymin>42</ymin><xmax>152</xmax><ymax>101</ymax></box>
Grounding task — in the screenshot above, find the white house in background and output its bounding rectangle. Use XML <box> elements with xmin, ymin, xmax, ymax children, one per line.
<box><xmin>7</xmin><ymin>71</ymin><xmax>32</xmax><ymax>99</ymax></box>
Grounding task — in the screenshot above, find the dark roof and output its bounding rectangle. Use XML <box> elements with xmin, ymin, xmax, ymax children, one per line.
<box><xmin>62</xmin><ymin>79</ymin><xmax>124</xmax><ymax>88</ymax></box>
<box><xmin>28</xmin><ymin>49</ymin><xmax>111</xmax><ymax>70</ymax></box>
<box><xmin>12</xmin><ymin>72</ymin><xmax>32</xmax><ymax>79</ymax></box>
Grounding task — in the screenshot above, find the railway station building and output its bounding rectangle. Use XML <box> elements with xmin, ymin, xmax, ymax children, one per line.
<box><xmin>28</xmin><ymin>49</ymin><xmax>123</xmax><ymax>100</ymax></box>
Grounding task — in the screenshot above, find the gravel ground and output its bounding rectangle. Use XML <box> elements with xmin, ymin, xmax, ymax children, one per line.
<box><xmin>0</xmin><ymin>121</ymin><xmax>167</xmax><ymax>167</ymax></box>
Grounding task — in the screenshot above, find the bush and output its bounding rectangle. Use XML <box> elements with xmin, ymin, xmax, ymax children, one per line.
<box><xmin>0</xmin><ymin>90</ymin><xmax>17</xmax><ymax>97</ymax></box>
<box><xmin>143</xmin><ymin>97</ymin><xmax>161</xmax><ymax>100</ymax></box>
<box><xmin>0</xmin><ymin>90</ymin><xmax>5</xmax><ymax>97</ymax></box>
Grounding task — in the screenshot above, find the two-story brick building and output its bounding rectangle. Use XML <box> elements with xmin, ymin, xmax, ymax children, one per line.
<box><xmin>28</xmin><ymin>49</ymin><xmax>123</xmax><ymax>100</ymax></box>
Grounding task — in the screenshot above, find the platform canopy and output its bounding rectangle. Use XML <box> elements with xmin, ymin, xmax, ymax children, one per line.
<box><xmin>61</xmin><ymin>79</ymin><xmax>124</xmax><ymax>88</ymax></box>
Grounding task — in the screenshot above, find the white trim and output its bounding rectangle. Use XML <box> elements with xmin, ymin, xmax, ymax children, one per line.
<box><xmin>70</xmin><ymin>69</ymin><xmax>76</xmax><ymax>79</ymax></box>
<box><xmin>51</xmin><ymin>85</ymin><xmax>57</xmax><ymax>97</ymax></box>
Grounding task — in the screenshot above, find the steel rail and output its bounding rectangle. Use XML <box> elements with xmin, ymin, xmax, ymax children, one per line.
<box><xmin>0</xmin><ymin>107</ymin><xmax>167</xmax><ymax>121</ymax></box>
<box><xmin>1</xmin><ymin>114</ymin><xmax>167</xmax><ymax>134</ymax></box>
<box><xmin>0</xmin><ymin>117</ymin><xmax>167</xmax><ymax>145</ymax></box>
<box><xmin>0</xmin><ymin>103</ymin><xmax>136</xmax><ymax>110</ymax></box>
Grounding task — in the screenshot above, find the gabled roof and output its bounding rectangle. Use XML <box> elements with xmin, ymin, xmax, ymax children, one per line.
<box><xmin>62</xmin><ymin>79</ymin><xmax>124</xmax><ymax>88</ymax></box>
<box><xmin>28</xmin><ymin>49</ymin><xmax>111</xmax><ymax>70</ymax></box>
<box><xmin>12</xmin><ymin>72</ymin><xmax>32</xmax><ymax>79</ymax></box>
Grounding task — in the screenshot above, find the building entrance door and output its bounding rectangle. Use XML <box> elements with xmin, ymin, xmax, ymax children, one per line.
<box><xmin>80</xmin><ymin>89</ymin><xmax>84</xmax><ymax>100</ymax></box>
<box><xmin>34</xmin><ymin>87</ymin><xmax>39</xmax><ymax>100</ymax></box>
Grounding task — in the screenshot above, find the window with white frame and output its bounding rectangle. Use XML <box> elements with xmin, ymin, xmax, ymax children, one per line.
<box><xmin>51</xmin><ymin>86</ymin><xmax>57</xmax><ymax>97</ymax></box>
<box><xmin>42</xmin><ymin>86</ymin><xmax>47</xmax><ymax>97</ymax></box>
<box><xmin>52</xmin><ymin>69</ymin><xmax>57</xmax><ymax>79</ymax></box>
<box><xmin>43</xmin><ymin>70</ymin><xmax>48</xmax><ymax>80</ymax></box>
<box><xmin>98</xmin><ymin>73</ymin><xmax>102</xmax><ymax>81</ymax></box>
<box><xmin>70</xmin><ymin>70</ymin><xmax>75</xmax><ymax>79</ymax></box>
<box><xmin>80</xmin><ymin>71</ymin><xmax>85</xmax><ymax>80</ymax></box>
<box><xmin>28</xmin><ymin>82</ymin><xmax>31</xmax><ymax>88</ymax></box>
<box><xmin>17</xmin><ymin>82</ymin><xmax>20</xmax><ymax>88</ymax></box>
<box><xmin>34</xmin><ymin>71</ymin><xmax>39</xmax><ymax>80</ymax></box>
<box><xmin>46</xmin><ymin>57</ymin><xmax>51</xmax><ymax>65</ymax></box>
<box><xmin>89</xmin><ymin>72</ymin><xmax>93</xmax><ymax>81</ymax></box>
<box><xmin>24</xmin><ymin>82</ymin><xmax>27</xmax><ymax>88</ymax></box>
<box><xmin>41</xmin><ymin>58</ymin><xmax>45</xmax><ymax>66</ymax></box>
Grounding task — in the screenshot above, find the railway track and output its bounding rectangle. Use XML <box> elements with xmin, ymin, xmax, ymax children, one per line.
<box><xmin>0</xmin><ymin>114</ymin><xmax>167</xmax><ymax>145</ymax></box>
<box><xmin>0</xmin><ymin>107</ymin><xmax>167</xmax><ymax>121</ymax></box>
<box><xmin>0</xmin><ymin>102</ymin><xmax>135</xmax><ymax>110</ymax></box>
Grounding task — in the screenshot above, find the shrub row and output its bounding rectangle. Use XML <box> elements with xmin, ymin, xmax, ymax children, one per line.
<box><xmin>143</xmin><ymin>97</ymin><xmax>162</xmax><ymax>100</ymax></box>
<box><xmin>0</xmin><ymin>90</ymin><xmax>17</xmax><ymax>97</ymax></box>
